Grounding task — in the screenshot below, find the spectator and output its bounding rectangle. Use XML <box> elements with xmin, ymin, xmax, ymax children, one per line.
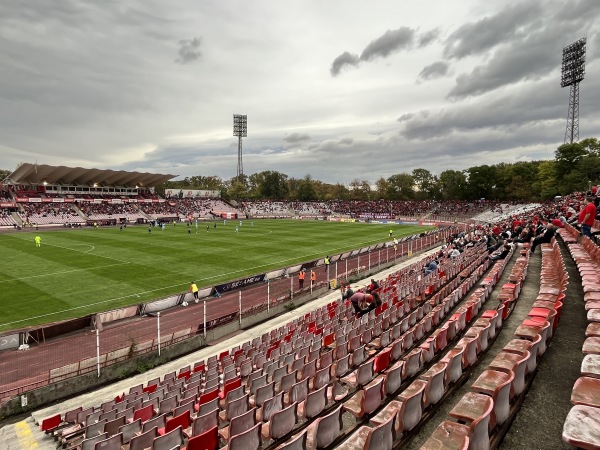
<box><xmin>530</xmin><ymin>224</ymin><xmax>556</xmax><ymax>254</ymax></box>
<box><xmin>579</xmin><ymin>193</ymin><xmax>597</xmax><ymax>238</ymax></box>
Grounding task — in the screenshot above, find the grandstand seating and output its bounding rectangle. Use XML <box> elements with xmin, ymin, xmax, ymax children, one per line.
<box><xmin>40</xmin><ymin>239</ymin><xmax>508</xmax><ymax>449</ymax></box>
<box><xmin>561</xmin><ymin>224</ymin><xmax>600</xmax><ymax>449</ymax></box>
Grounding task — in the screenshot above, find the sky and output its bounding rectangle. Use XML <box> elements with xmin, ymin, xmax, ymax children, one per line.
<box><xmin>1</xmin><ymin>0</ymin><xmax>600</xmax><ymax>185</ymax></box>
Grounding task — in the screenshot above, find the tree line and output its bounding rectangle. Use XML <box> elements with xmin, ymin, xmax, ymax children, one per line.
<box><xmin>158</xmin><ymin>138</ymin><xmax>600</xmax><ymax>201</ymax></box>
<box><xmin>2</xmin><ymin>138</ymin><xmax>599</xmax><ymax>202</ymax></box>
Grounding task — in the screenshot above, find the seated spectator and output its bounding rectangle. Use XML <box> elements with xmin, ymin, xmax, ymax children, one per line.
<box><xmin>424</xmin><ymin>259</ymin><xmax>438</xmax><ymax>275</ymax></box>
<box><xmin>488</xmin><ymin>242</ymin><xmax>512</xmax><ymax>261</ymax></box>
<box><xmin>530</xmin><ymin>223</ymin><xmax>557</xmax><ymax>254</ymax></box>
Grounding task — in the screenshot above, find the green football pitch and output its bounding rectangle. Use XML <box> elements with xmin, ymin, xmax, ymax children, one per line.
<box><xmin>0</xmin><ymin>220</ymin><xmax>432</xmax><ymax>333</ymax></box>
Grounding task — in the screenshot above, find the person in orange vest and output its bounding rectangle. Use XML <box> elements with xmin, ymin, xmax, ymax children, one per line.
<box><xmin>298</xmin><ymin>268</ymin><xmax>306</xmax><ymax>289</ymax></box>
<box><xmin>310</xmin><ymin>269</ymin><xmax>316</xmax><ymax>287</ymax></box>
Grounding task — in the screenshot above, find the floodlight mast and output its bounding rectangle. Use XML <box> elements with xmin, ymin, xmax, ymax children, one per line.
<box><xmin>561</xmin><ymin>38</ymin><xmax>586</xmax><ymax>144</ymax></box>
<box><xmin>233</xmin><ymin>114</ymin><xmax>247</xmax><ymax>179</ymax></box>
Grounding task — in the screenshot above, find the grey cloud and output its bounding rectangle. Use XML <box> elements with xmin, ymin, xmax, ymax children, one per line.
<box><xmin>397</xmin><ymin>113</ymin><xmax>414</xmax><ymax>123</ymax></box>
<box><xmin>359</xmin><ymin>27</ymin><xmax>415</xmax><ymax>61</ymax></box>
<box><xmin>176</xmin><ymin>37</ymin><xmax>202</xmax><ymax>64</ymax></box>
<box><xmin>399</xmin><ymin>70</ymin><xmax>600</xmax><ymax>141</ymax></box>
<box><xmin>447</xmin><ymin>26</ymin><xmax>567</xmax><ymax>99</ymax></box>
<box><xmin>283</xmin><ymin>133</ymin><xmax>311</xmax><ymax>144</ymax></box>
<box><xmin>443</xmin><ymin>3</ymin><xmax>542</xmax><ymax>60</ymax></box>
<box><xmin>443</xmin><ymin>0</ymin><xmax>600</xmax><ymax>98</ymax></box>
<box><xmin>418</xmin><ymin>28</ymin><xmax>440</xmax><ymax>48</ymax></box>
<box><xmin>418</xmin><ymin>61</ymin><xmax>449</xmax><ymax>82</ymax></box>
<box><xmin>331</xmin><ymin>27</ymin><xmax>440</xmax><ymax>77</ymax></box>
<box><xmin>330</xmin><ymin>51</ymin><xmax>359</xmax><ymax>76</ymax></box>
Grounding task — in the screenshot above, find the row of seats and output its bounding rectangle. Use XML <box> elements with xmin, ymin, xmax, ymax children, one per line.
<box><xmin>39</xmin><ymin>243</ymin><xmax>490</xmax><ymax>450</ymax></box>
<box><xmin>424</xmin><ymin>236</ymin><xmax>566</xmax><ymax>450</ymax></box>
<box><xmin>561</xmin><ymin>225</ymin><xmax>600</xmax><ymax>449</ymax></box>
<box><xmin>419</xmin><ymin>242</ymin><xmax>524</xmax><ymax>450</ymax></box>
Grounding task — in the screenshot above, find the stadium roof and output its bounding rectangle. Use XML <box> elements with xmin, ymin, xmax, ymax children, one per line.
<box><xmin>4</xmin><ymin>163</ymin><xmax>177</xmax><ymax>188</ymax></box>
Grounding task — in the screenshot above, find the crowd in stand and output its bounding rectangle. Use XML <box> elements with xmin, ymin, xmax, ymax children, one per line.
<box><xmin>20</xmin><ymin>203</ymin><xmax>82</xmax><ymax>226</ymax></box>
<box><xmin>78</xmin><ymin>203</ymin><xmax>146</xmax><ymax>221</ymax></box>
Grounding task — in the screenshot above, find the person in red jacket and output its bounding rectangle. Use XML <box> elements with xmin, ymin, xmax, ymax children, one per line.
<box><xmin>579</xmin><ymin>193</ymin><xmax>597</xmax><ymax>238</ymax></box>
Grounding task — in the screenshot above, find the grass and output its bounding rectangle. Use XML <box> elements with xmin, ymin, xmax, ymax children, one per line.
<box><xmin>0</xmin><ymin>219</ymin><xmax>432</xmax><ymax>332</ymax></box>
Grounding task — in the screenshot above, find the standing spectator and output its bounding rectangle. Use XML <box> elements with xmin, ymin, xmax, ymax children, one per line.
<box><xmin>298</xmin><ymin>268</ymin><xmax>306</xmax><ymax>289</ymax></box>
<box><xmin>190</xmin><ymin>281</ymin><xmax>199</xmax><ymax>303</ymax></box>
<box><xmin>341</xmin><ymin>284</ymin><xmax>355</xmax><ymax>301</ymax></box>
<box><xmin>366</xmin><ymin>278</ymin><xmax>379</xmax><ymax>293</ymax></box>
<box><xmin>579</xmin><ymin>193</ymin><xmax>597</xmax><ymax>238</ymax></box>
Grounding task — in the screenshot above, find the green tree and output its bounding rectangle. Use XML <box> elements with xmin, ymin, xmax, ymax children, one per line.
<box><xmin>438</xmin><ymin>170</ymin><xmax>467</xmax><ymax>200</ymax></box>
<box><xmin>386</xmin><ymin>173</ymin><xmax>414</xmax><ymax>200</ymax></box>
<box><xmin>296</xmin><ymin>175</ymin><xmax>317</xmax><ymax>201</ymax></box>
<box><xmin>464</xmin><ymin>165</ymin><xmax>498</xmax><ymax>200</ymax></box>
<box><xmin>374</xmin><ymin>177</ymin><xmax>389</xmax><ymax>200</ymax></box>
<box><xmin>412</xmin><ymin>168</ymin><xmax>438</xmax><ymax>199</ymax></box>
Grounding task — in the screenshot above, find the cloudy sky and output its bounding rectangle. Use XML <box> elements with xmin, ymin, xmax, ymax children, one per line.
<box><xmin>1</xmin><ymin>0</ymin><xmax>599</xmax><ymax>184</ymax></box>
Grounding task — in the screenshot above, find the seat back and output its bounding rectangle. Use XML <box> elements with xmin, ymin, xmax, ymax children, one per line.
<box><xmin>93</xmin><ymin>433</ymin><xmax>123</xmax><ymax>450</ymax></box>
<box><xmin>103</xmin><ymin>416</ymin><xmax>126</xmax><ymax>437</ymax></box>
<box><xmin>142</xmin><ymin>414</ymin><xmax>166</xmax><ymax>433</ymax></box>
<box><xmin>290</xmin><ymin>377</ymin><xmax>309</xmax><ymax>404</ymax></box>
<box><xmin>229</xmin><ymin>407</ymin><xmax>257</xmax><ymax>437</ymax></box>
<box><xmin>158</xmin><ymin>394</ymin><xmax>178</xmax><ymax>415</ymax></box>
<box><xmin>187</xmin><ymin>425</ymin><xmax>219</xmax><ymax>450</ymax></box>
<box><xmin>363</xmin><ymin>377</ymin><xmax>385</xmax><ymax>415</ymax></box>
<box><xmin>398</xmin><ymin>382</ymin><xmax>424</xmax><ymax>433</ymax></box>
<box><xmin>81</xmin><ymin>433</ymin><xmax>108</xmax><ymax>450</ymax></box>
<box><xmin>153</xmin><ymin>425</ymin><xmax>185</xmax><ymax>450</ymax></box>
<box><xmin>364</xmin><ymin>412</ymin><xmax>395</xmax><ymax>450</ymax></box>
<box><xmin>118</xmin><ymin>418</ymin><xmax>142</xmax><ymax>444</ymax></box>
<box><xmin>270</xmin><ymin>402</ymin><xmax>298</xmax><ymax>440</ymax></box>
<box><xmin>228</xmin><ymin>422</ymin><xmax>262</xmax><ymax>450</ymax></box>
<box><xmin>315</xmin><ymin>405</ymin><xmax>344</xmax><ymax>448</ymax></box>
<box><xmin>260</xmin><ymin>392</ymin><xmax>283</xmax><ymax>423</ymax></box>
<box><xmin>313</xmin><ymin>365</ymin><xmax>331</xmax><ymax>391</ymax></box>
<box><xmin>133</xmin><ymin>404</ymin><xmax>155</xmax><ymax>423</ymax></box>
<box><xmin>191</xmin><ymin>407</ymin><xmax>219</xmax><ymax>437</ymax></box>
<box><xmin>130</xmin><ymin>427</ymin><xmax>159</xmax><ymax>450</ymax></box>
<box><xmin>255</xmin><ymin>382</ymin><xmax>275</xmax><ymax>407</ymax></box>
<box><xmin>225</xmin><ymin>385</ymin><xmax>245</xmax><ymax>406</ymax></box>
<box><xmin>225</xmin><ymin>394</ymin><xmax>250</xmax><ymax>422</ymax></box>
<box><xmin>277</xmin><ymin>429</ymin><xmax>307</xmax><ymax>450</ymax></box>
<box><xmin>85</xmin><ymin>420</ymin><xmax>108</xmax><ymax>438</ymax></box>
<box><xmin>165</xmin><ymin>410</ymin><xmax>191</xmax><ymax>435</ymax></box>
<box><xmin>305</xmin><ymin>384</ymin><xmax>328</xmax><ymax>419</ymax></box>
<box><xmin>172</xmin><ymin>398</ymin><xmax>195</xmax><ymax>418</ymax></box>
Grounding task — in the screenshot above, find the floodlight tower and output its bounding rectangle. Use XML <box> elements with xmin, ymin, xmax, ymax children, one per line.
<box><xmin>233</xmin><ymin>114</ymin><xmax>247</xmax><ymax>178</ymax></box>
<box><xmin>561</xmin><ymin>37</ymin><xmax>586</xmax><ymax>144</ymax></box>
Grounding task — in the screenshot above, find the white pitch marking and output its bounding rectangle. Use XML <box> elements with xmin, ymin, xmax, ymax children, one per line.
<box><xmin>45</xmin><ymin>242</ymin><xmax>130</xmax><ymax>263</ymax></box>
<box><xmin>0</xmin><ymin>262</ymin><xmax>130</xmax><ymax>284</ymax></box>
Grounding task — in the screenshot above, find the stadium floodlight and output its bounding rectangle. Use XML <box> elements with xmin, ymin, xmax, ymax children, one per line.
<box><xmin>233</xmin><ymin>114</ymin><xmax>247</xmax><ymax>179</ymax></box>
<box><xmin>561</xmin><ymin>37</ymin><xmax>586</xmax><ymax>144</ymax></box>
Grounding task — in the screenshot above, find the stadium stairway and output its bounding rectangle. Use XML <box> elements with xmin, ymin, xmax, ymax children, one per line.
<box><xmin>3</xmin><ymin>246</ymin><xmax>446</xmax><ymax>450</ymax></box>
